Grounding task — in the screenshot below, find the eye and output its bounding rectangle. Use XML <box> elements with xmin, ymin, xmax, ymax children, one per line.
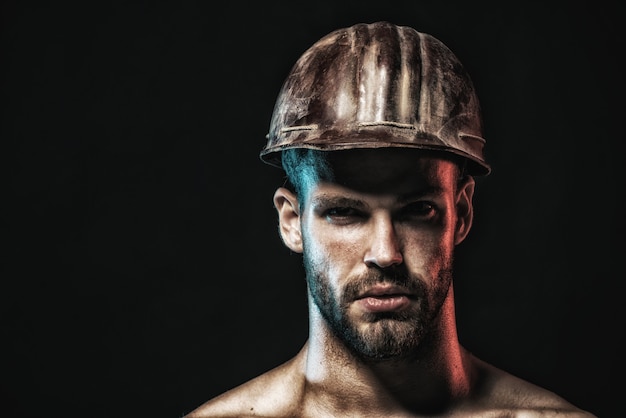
<box><xmin>399</xmin><ymin>201</ymin><xmax>437</xmax><ymax>221</ymax></box>
<box><xmin>323</xmin><ymin>206</ymin><xmax>365</xmax><ymax>224</ymax></box>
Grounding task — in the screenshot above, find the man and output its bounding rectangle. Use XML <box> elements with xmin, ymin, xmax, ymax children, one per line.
<box><xmin>186</xmin><ymin>21</ymin><xmax>595</xmax><ymax>417</ymax></box>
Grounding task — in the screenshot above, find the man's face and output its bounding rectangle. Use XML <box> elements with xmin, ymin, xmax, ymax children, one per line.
<box><xmin>296</xmin><ymin>149</ymin><xmax>472</xmax><ymax>360</ymax></box>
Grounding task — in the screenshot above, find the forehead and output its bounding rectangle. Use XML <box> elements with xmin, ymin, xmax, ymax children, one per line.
<box><xmin>317</xmin><ymin>148</ymin><xmax>460</xmax><ymax>194</ymax></box>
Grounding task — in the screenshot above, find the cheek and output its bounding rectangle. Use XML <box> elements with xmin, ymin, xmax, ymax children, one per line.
<box><xmin>401</xmin><ymin>228</ymin><xmax>456</xmax><ymax>272</ymax></box>
<box><xmin>303</xmin><ymin>224</ymin><xmax>363</xmax><ymax>278</ymax></box>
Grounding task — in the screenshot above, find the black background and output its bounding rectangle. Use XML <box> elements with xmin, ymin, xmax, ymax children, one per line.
<box><xmin>2</xmin><ymin>1</ymin><xmax>624</xmax><ymax>417</ymax></box>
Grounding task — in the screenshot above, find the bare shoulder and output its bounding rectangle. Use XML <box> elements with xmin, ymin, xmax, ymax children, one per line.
<box><xmin>183</xmin><ymin>355</ymin><xmax>304</xmax><ymax>418</ymax></box>
<box><xmin>467</xmin><ymin>357</ymin><xmax>597</xmax><ymax>417</ymax></box>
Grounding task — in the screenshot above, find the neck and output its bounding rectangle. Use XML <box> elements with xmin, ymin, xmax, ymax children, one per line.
<box><xmin>301</xmin><ymin>285</ymin><xmax>474</xmax><ymax>415</ymax></box>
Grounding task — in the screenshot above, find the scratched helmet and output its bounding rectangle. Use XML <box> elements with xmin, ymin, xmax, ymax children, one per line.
<box><xmin>259</xmin><ymin>21</ymin><xmax>491</xmax><ymax>176</ymax></box>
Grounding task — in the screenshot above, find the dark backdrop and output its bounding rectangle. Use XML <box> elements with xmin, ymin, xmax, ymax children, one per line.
<box><xmin>2</xmin><ymin>1</ymin><xmax>624</xmax><ymax>417</ymax></box>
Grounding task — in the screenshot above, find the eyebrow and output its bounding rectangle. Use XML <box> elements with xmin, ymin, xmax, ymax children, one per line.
<box><xmin>310</xmin><ymin>186</ymin><xmax>446</xmax><ymax>209</ymax></box>
<box><xmin>397</xmin><ymin>186</ymin><xmax>445</xmax><ymax>203</ymax></box>
<box><xmin>310</xmin><ymin>195</ymin><xmax>367</xmax><ymax>209</ymax></box>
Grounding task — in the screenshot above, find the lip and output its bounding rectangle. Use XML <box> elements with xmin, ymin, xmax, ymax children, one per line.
<box><xmin>354</xmin><ymin>284</ymin><xmax>413</xmax><ymax>312</ymax></box>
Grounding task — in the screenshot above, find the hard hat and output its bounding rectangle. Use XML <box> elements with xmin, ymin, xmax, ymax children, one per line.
<box><xmin>260</xmin><ymin>21</ymin><xmax>491</xmax><ymax>176</ymax></box>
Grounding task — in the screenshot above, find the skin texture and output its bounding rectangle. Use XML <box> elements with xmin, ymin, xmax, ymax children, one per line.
<box><xmin>184</xmin><ymin>149</ymin><xmax>596</xmax><ymax>417</ymax></box>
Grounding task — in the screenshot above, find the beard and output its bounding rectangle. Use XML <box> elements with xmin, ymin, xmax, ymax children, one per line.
<box><xmin>303</xmin><ymin>249</ymin><xmax>453</xmax><ymax>361</ymax></box>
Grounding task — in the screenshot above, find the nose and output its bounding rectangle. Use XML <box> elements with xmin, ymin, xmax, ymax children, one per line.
<box><xmin>363</xmin><ymin>214</ymin><xmax>403</xmax><ymax>268</ymax></box>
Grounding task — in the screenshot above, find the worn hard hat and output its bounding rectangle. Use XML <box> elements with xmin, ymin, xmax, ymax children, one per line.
<box><xmin>260</xmin><ymin>21</ymin><xmax>491</xmax><ymax>176</ymax></box>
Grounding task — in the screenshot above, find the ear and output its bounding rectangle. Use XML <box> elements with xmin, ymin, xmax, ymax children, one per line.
<box><xmin>454</xmin><ymin>176</ymin><xmax>475</xmax><ymax>245</ymax></box>
<box><xmin>273</xmin><ymin>187</ymin><xmax>303</xmax><ymax>253</ymax></box>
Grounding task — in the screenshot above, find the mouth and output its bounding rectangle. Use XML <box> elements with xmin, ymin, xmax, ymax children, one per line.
<box><xmin>354</xmin><ymin>284</ymin><xmax>414</xmax><ymax>313</ymax></box>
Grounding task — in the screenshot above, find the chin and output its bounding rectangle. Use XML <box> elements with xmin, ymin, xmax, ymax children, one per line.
<box><xmin>348</xmin><ymin>317</ymin><xmax>424</xmax><ymax>360</ymax></box>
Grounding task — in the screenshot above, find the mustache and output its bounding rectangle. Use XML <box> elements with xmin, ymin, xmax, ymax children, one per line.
<box><xmin>341</xmin><ymin>268</ymin><xmax>426</xmax><ymax>302</ymax></box>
